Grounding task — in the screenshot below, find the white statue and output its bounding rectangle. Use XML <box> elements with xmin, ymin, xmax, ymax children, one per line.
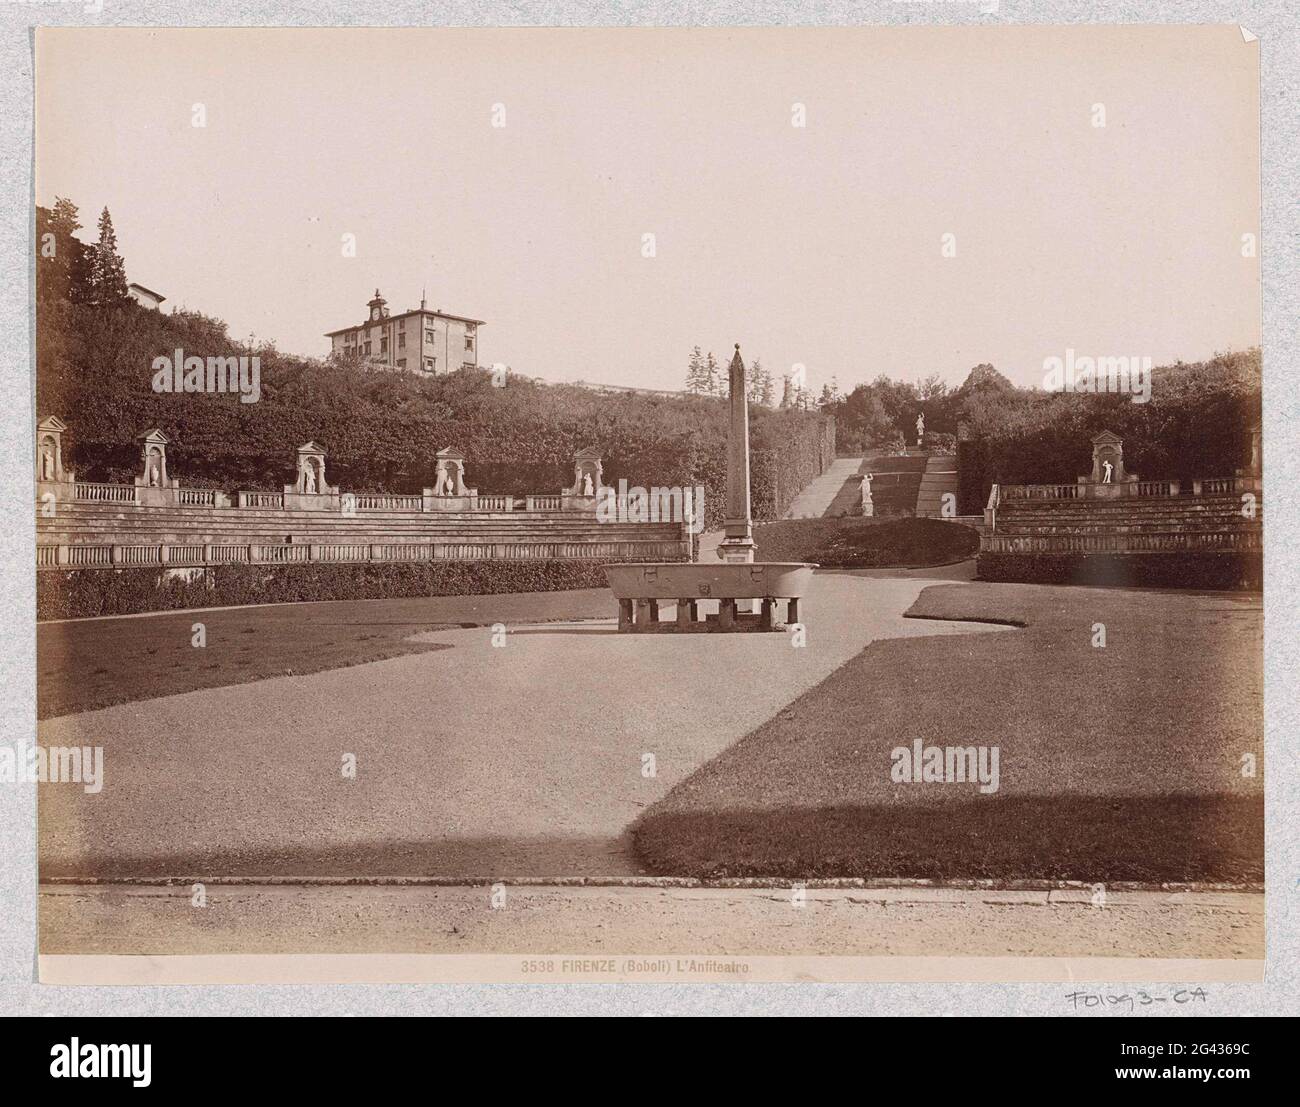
<box><xmin>860</xmin><ymin>473</ymin><xmax>874</xmax><ymax>517</ymax></box>
<box><xmin>916</xmin><ymin>412</ymin><xmax>925</xmax><ymax>438</ymax></box>
<box><xmin>41</xmin><ymin>445</ymin><xmax>55</xmax><ymax>480</ymax></box>
<box><xmin>147</xmin><ymin>451</ymin><xmax>161</xmax><ymax>487</ymax></box>
<box><xmin>583</xmin><ymin>473</ymin><xmax>594</xmax><ymax>496</ymax></box>
<box><xmin>1102</xmin><ymin>460</ymin><xmax>1113</xmax><ymax>484</ymax></box>
<box><xmin>303</xmin><ymin>464</ymin><xmax>317</xmax><ymax>494</ymax></box>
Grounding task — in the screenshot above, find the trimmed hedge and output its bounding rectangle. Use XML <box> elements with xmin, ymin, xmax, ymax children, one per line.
<box><xmin>36</xmin><ymin>558</ymin><xmax>660</xmax><ymax>620</ymax></box>
<box><xmin>976</xmin><ymin>551</ymin><xmax>1262</xmax><ymax>591</ymax></box>
<box><xmin>754</xmin><ymin>412</ymin><xmax>837</xmax><ymax>521</ymax></box>
<box><xmin>755</xmin><ymin>517</ymin><xmax>978</xmax><ymax>568</ymax></box>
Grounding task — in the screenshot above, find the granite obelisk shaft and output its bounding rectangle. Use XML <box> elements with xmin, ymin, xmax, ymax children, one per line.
<box><xmin>719</xmin><ymin>344</ymin><xmax>756</xmax><ymax>564</ymax></box>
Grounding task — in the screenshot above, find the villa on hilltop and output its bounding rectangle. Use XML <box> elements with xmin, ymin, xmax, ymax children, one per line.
<box><xmin>326</xmin><ymin>289</ymin><xmax>484</xmax><ymax>375</ymax></box>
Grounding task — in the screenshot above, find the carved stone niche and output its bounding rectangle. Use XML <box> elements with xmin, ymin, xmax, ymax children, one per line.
<box><xmin>562</xmin><ymin>448</ymin><xmax>603</xmax><ymax>510</ymax></box>
<box><xmin>284</xmin><ymin>441</ymin><xmax>339</xmax><ymax>510</ymax></box>
<box><xmin>36</xmin><ymin>416</ymin><xmax>73</xmax><ymax>495</ymax></box>
<box><xmin>423</xmin><ymin>447</ymin><xmax>478</xmax><ymax>510</ymax></box>
<box><xmin>1079</xmin><ymin>430</ymin><xmax>1137</xmax><ymax>499</ymax></box>
<box><xmin>1236</xmin><ymin>422</ymin><xmax>1263</xmax><ymax>492</ymax></box>
<box><xmin>135</xmin><ymin>428</ymin><xmax>181</xmax><ymax>506</ymax></box>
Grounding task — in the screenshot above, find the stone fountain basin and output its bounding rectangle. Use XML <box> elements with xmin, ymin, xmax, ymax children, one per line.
<box><xmin>605</xmin><ymin>562</ymin><xmax>817</xmax><ymax>600</ymax></box>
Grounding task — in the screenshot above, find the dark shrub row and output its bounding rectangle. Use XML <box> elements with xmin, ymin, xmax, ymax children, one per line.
<box><xmin>975</xmin><ymin>552</ymin><xmax>1262</xmax><ymax>591</ymax></box>
<box><xmin>36</xmin><ymin>558</ymin><xmax>657</xmax><ymax>620</ymax></box>
<box><xmin>755</xmin><ymin>518</ymin><xmax>978</xmax><ymax>568</ymax></box>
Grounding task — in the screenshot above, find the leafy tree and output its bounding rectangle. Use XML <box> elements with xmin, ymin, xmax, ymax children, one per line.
<box><xmin>818</xmin><ymin>377</ymin><xmax>842</xmax><ymax>407</ymax></box>
<box><xmin>36</xmin><ymin>199</ymin><xmax>92</xmax><ymax>305</ymax></box>
<box><xmin>917</xmin><ymin>373</ymin><xmax>947</xmax><ymax>402</ymax></box>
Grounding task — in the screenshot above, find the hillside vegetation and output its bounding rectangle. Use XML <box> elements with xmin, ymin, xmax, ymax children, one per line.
<box><xmin>36</xmin><ymin>202</ymin><xmax>834</xmax><ymax>530</ymax></box>
<box><xmin>827</xmin><ymin>353</ymin><xmax>1261</xmax><ymax>503</ymax></box>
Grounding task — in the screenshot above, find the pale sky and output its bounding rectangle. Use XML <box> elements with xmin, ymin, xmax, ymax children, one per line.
<box><xmin>36</xmin><ymin>25</ymin><xmax>1260</xmax><ymax>393</ymax></box>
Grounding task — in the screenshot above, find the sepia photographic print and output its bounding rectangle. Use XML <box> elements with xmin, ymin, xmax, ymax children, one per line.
<box><xmin>22</xmin><ymin>21</ymin><xmax>1273</xmax><ymax>994</ymax></box>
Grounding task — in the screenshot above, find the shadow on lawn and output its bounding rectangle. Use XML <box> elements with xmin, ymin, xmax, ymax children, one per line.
<box><xmin>631</xmin><ymin>794</ymin><xmax>1264</xmax><ymax>883</ymax></box>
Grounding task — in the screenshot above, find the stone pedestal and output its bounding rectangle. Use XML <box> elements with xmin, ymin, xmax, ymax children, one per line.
<box><xmin>423</xmin><ymin>490</ymin><xmax>479</xmax><ymax>512</ymax></box>
<box><xmin>284</xmin><ymin>491</ymin><xmax>342</xmax><ymax>511</ymax></box>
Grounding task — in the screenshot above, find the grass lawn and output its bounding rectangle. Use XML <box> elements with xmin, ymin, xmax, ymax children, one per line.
<box><xmin>632</xmin><ymin>581</ymin><xmax>1263</xmax><ymax>883</ymax></box>
<box><xmin>754</xmin><ymin>517</ymin><xmax>977</xmax><ymax>568</ymax></box>
<box><xmin>37</xmin><ymin>589</ymin><xmax>615</xmax><ymax>719</ymax></box>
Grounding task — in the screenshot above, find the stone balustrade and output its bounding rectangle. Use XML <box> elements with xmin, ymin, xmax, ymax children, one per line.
<box><xmin>178</xmin><ymin>488</ymin><xmax>222</xmax><ymax>507</ymax></box>
<box><xmin>995</xmin><ymin>474</ymin><xmax>1260</xmax><ymax>506</ymax></box>
<box><xmin>38</xmin><ymin>419</ymin><xmax>605</xmax><ymax>517</ymax></box>
<box><xmin>999</xmin><ymin>483</ymin><xmax>1082</xmax><ymax>501</ymax></box>
<box><xmin>36</xmin><ymin>537</ymin><xmax>690</xmax><ymax>571</ymax></box>
<box><xmin>74</xmin><ymin>481</ymin><xmax>139</xmax><ymax>504</ymax></box>
<box><xmin>62</xmin><ymin>481</ymin><xmax>582</xmax><ymax>515</ymax></box>
<box><xmin>236</xmin><ymin>491</ymin><xmax>285</xmax><ymax>509</ymax></box>
<box><xmin>352</xmin><ymin>493</ymin><xmax>423</xmax><ymax>511</ymax></box>
<box><xmin>35</xmin><ymin>421</ymin><xmax>682</xmax><ymax>572</ymax></box>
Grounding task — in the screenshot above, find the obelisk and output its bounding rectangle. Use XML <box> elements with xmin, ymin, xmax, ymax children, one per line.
<box><xmin>718</xmin><ymin>344</ymin><xmax>756</xmax><ymax>564</ymax></box>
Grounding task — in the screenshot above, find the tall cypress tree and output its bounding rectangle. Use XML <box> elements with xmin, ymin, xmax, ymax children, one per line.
<box><xmin>759</xmin><ymin>362</ymin><xmax>775</xmax><ymax>407</ymax></box>
<box><xmin>703</xmin><ymin>351</ymin><xmax>720</xmax><ymax>396</ymax></box>
<box><xmin>748</xmin><ymin>357</ymin><xmax>774</xmax><ymax>405</ymax></box>
<box><xmin>685</xmin><ymin>345</ymin><xmax>705</xmax><ymax>393</ymax></box>
<box><xmin>90</xmin><ymin>206</ymin><xmax>129</xmax><ymax>306</ymax></box>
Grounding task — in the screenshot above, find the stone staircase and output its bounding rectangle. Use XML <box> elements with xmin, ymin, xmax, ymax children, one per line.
<box><xmin>982</xmin><ymin>491</ymin><xmax>1262</xmax><ymax>558</ymax></box>
<box><xmin>783</xmin><ymin>458</ymin><xmax>864</xmax><ymax>519</ymax></box>
<box><xmin>782</xmin><ymin>453</ymin><xmax>963</xmax><ymax>519</ymax></box>
<box><xmin>36</xmin><ymin>499</ymin><xmax>688</xmax><ymax>568</ymax></box>
<box><xmin>991</xmin><ymin>493</ymin><xmax>1260</xmax><ymax>537</ymax></box>
<box><xmin>861</xmin><ymin>454</ymin><xmax>928</xmax><ymax>515</ymax></box>
<box><xmin>978</xmin><ymin>489</ymin><xmax>1262</xmax><ymax>588</ymax></box>
<box><xmin>915</xmin><ymin>455</ymin><xmax>959</xmax><ymax>518</ymax></box>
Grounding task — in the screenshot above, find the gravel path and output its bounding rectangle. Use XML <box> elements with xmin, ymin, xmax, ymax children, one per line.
<box><xmin>37</xmin><ymin>883</ymin><xmax>1263</xmax><ymax>972</ymax></box>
